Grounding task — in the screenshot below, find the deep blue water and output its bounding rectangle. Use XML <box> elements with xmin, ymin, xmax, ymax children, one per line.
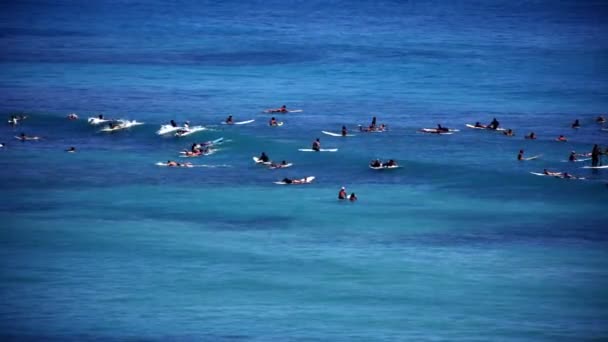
<box><xmin>1</xmin><ymin>0</ymin><xmax>608</xmax><ymax>340</ymax></box>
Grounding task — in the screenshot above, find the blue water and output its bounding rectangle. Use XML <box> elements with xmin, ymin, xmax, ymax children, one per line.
<box><xmin>2</xmin><ymin>0</ymin><xmax>608</xmax><ymax>340</ymax></box>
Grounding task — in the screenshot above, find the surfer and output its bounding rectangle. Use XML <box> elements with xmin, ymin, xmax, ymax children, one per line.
<box><xmin>269</xmin><ymin>117</ymin><xmax>278</xmax><ymax>126</ymax></box>
<box><xmin>556</xmin><ymin>135</ymin><xmax>567</xmax><ymax>142</ymax></box>
<box><xmin>517</xmin><ymin>150</ymin><xmax>524</xmax><ymax>161</ymax></box>
<box><xmin>370</xmin><ymin>116</ymin><xmax>377</xmax><ymax>129</ymax></box>
<box><xmin>525</xmin><ymin>132</ymin><xmax>536</xmax><ymax>139</ymax></box>
<box><xmin>543</xmin><ymin>169</ymin><xmax>562</xmax><ymax>176</ymax></box>
<box><xmin>488</xmin><ymin>118</ymin><xmax>500</xmax><ymax>130</ymax></box>
<box><xmin>569</xmin><ymin>151</ymin><xmax>577</xmax><ymax>162</ymax></box>
<box><xmin>65</xmin><ymin>146</ymin><xmax>76</xmax><ymax>153</ymax></box>
<box><xmin>338</xmin><ymin>187</ymin><xmax>347</xmax><ymax>200</ymax></box>
<box><xmin>370</xmin><ymin>159</ymin><xmax>382</xmax><ymax>168</ymax></box>
<box><xmin>225</xmin><ymin>115</ymin><xmax>233</xmax><ymax>124</ymax></box>
<box><xmin>503</xmin><ymin>129</ymin><xmax>514</xmax><ymax>136</ymax></box>
<box><xmin>571</xmin><ymin>119</ymin><xmax>581</xmax><ymax>128</ymax></box>
<box><xmin>67</xmin><ymin>113</ymin><xmax>78</xmax><ymax>120</ymax></box>
<box><xmin>437</xmin><ymin>124</ymin><xmax>449</xmax><ymax>133</ymax></box>
<box><xmin>597</xmin><ymin>116</ymin><xmax>606</xmax><ymax>124</ymax></box>
<box><xmin>268</xmin><ymin>105</ymin><xmax>287</xmax><ymax>113</ymax></box>
<box><xmin>312</xmin><ymin>138</ymin><xmax>321</xmax><ymax>152</ymax></box>
<box><xmin>281</xmin><ymin>177</ymin><xmax>306</xmax><ymax>184</ymax></box>
<box><xmin>341</xmin><ymin>125</ymin><xmax>348</xmax><ymax>136</ymax></box>
<box><xmin>259</xmin><ymin>152</ymin><xmax>270</xmax><ymax>163</ymax></box>
<box><xmin>170</xmin><ymin>119</ymin><xmax>177</xmax><ymax>127</ymax></box>
<box><xmin>383</xmin><ymin>159</ymin><xmax>397</xmax><ymax>167</ymax></box>
<box><xmin>349</xmin><ymin>193</ymin><xmax>357</xmax><ymax>201</ymax></box>
<box><xmin>592</xmin><ymin>144</ymin><xmax>601</xmax><ymax>167</ymax></box>
<box><xmin>270</xmin><ymin>160</ymin><xmax>289</xmax><ymax>168</ymax></box>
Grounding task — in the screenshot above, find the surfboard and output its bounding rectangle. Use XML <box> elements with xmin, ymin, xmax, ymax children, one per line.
<box><xmin>14</xmin><ymin>136</ymin><xmax>40</xmax><ymax>141</ymax></box>
<box><xmin>88</xmin><ymin>117</ymin><xmax>110</xmax><ymax>125</ymax></box>
<box><xmin>465</xmin><ymin>124</ymin><xmax>506</xmax><ymax>131</ymax></box>
<box><xmin>418</xmin><ymin>129</ymin><xmax>453</xmax><ymax>135</ymax></box>
<box><xmin>174</xmin><ymin>126</ymin><xmax>206</xmax><ymax>137</ymax></box>
<box><xmin>155</xmin><ymin>162</ymin><xmax>193</xmax><ymax>168</ymax></box>
<box><xmin>581</xmin><ymin>165</ymin><xmax>608</xmax><ymax>169</ymax></box>
<box><xmin>263</xmin><ymin>109</ymin><xmax>302</xmax><ymax>113</ymax></box>
<box><xmin>157</xmin><ymin>125</ymin><xmax>183</xmax><ymax>135</ymax></box>
<box><xmin>274</xmin><ymin>176</ymin><xmax>315</xmax><ymax>185</ymax></box>
<box><xmin>253</xmin><ymin>156</ymin><xmax>272</xmax><ymax>164</ymax></box>
<box><xmin>179</xmin><ymin>149</ymin><xmax>215</xmax><ymax>157</ymax></box>
<box><xmin>268</xmin><ymin>163</ymin><xmax>293</xmax><ymax>169</ymax></box>
<box><xmin>269</xmin><ymin>122</ymin><xmax>284</xmax><ymax>127</ymax></box>
<box><xmin>523</xmin><ymin>155</ymin><xmax>542</xmax><ymax>161</ymax></box>
<box><xmin>221</xmin><ymin>119</ymin><xmax>255</xmax><ymax>125</ymax></box>
<box><xmin>369</xmin><ymin>165</ymin><xmax>400</xmax><ymax>170</ymax></box>
<box><xmin>322</xmin><ymin>131</ymin><xmax>355</xmax><ymax>137</ymax></box>
<box><xmin>561</xmin><ymin>158</ymin><xmax>591</xmax><ymax>163</ymax></box>
<box><xmin>298</xmin><ymin>148</ymin><xmax>338</xmax><ymax>152</ymax></box>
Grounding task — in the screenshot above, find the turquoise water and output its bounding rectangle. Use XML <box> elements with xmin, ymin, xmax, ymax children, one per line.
<box><xmin>1</xmin><ymin>0</ymin><xmax>608</xmax><ymax>340</ymax></box>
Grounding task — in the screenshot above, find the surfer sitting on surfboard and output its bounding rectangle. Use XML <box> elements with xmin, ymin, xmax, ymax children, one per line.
<box><xmin>488</xmin><ymin>118</ymin><xmax>500</xmax><ymax>130</ymax></box>
<box><xmin>258</xmin><ymin>152</ymin><xmax>270</xmax><ymax>163</ymax></box>
<box><xmin>503</xmin><ymin>129</ymin><xmax>514</xmax><ymax>136</ymax></box>
<box><xmin>572</xmin><ymin>119</ymin><xmax>581</xmax><ymax>128</ymax></box>
<box><xmin>383</xmin><ymin>159</ymin><xmax>397</xmax><ymax>167</ymax></box>
<box><xmin>269</xmin><ymin>117</ymin><xmax>278</xmax><ymax>126</ymax></box>
<box><xmin>312</xmin><ymin>138</ymin><xmax>321</xmax><ymax>152</ymax></box>
<box><xmin>517</xmin><ymin>150</ymin><xmax>524</xmax><ymax>161</ymax></box>
<box><xmin>556</xmin><ymin>135</ymin><xmax>567</xmax><ymax>142</ymax></box>
<box><xmin>525</xmin><ymin>132</ymin><xmax>536</xmax><ymax>139</ymax></box>
<box><xmin>225</xmin><ymin>115</ymin><xmax>233</xmax><ymax>124</ymax></box>
<box><xmin>349</xmin><ymin>193</ymin><xmax>357</xmax><ymax>201</ymax></box>
<box><xmin>341</xmin><ymin>126</ymin><xmax>348</xmax><ymax>136</ymax></box>
<box><xmin>338</xmin><ymin>187</ymin><xmax>347</xmax><ymax>200</ymax></box>
<box><xmin>370</xmin><ymin>159</ymin><xmax>382</xmax><ymax>168</ymax></box>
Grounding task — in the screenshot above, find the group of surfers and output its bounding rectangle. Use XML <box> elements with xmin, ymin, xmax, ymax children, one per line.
<box><xmin>370</xmin><ymin>159</ymin><xmax>398</xmax><ymax>168</ymax></box>
<box><xmin>337</xmin><ymin>186</ymin><xmax>357</xmax><ymax>201</ymax></box>
<box><xmin>257</xmin><ymin>152</ymin><xmax>291</xmax><ymax>168</ymax></box>
<box><xmin>359</xmin><ymin>116</ymin><xmax>387</xmax><ymax>132</ymax></box>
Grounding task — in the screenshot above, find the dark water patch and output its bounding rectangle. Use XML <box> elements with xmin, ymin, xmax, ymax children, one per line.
<box><xmin>0</xmin><ymin>27</ymin><xmax>92</xmax><ymax>39</ymax></box>
<box><xmin>380</xmin><ymin>219</ymin><xmax>608</xmax><ymax>249</ymax></box>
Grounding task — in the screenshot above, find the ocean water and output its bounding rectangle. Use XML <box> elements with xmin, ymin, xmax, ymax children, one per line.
<box><xmin>1</xmin><ymin>0</ymin><xmax>608</xmax><ymax>340</ymax></box>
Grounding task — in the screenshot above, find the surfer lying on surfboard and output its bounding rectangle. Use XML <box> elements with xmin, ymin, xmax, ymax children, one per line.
<box><xmin>266</xmin><ymin>105</ymin><xmax>288</xmax><ymax>113</ymax></box>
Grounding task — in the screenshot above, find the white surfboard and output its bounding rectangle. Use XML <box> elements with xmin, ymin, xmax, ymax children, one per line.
<box><xmin>418</xmin><ymin>129</ymin><xmax>453</xmax><ymax>135</ymax></box>
<box><xmin>369</xmin><ymin>165</ymin><xmax>400</xmax><ymax>170</ymax></box>
<box><xmin>14</xmin><ymin>136</ymin><xmax>40</xmax><ymax>141</ymax></box>
<box><xmin>221</xmin><ymin>119</ymin><xmax>255</xmax><ymax>125</ymax></box>
<box><xmin>88</xmin><ymin>117</ymin><xmax>110</xmax><ymax>125</ymax></box>
<box><xmin>269</xmin><ymin>122</ymin><xmax>284</xmax><ymax>127</ymax></box>
<box><xmin>268</xmin><ymin>163</ymin><xmax>293</xmax><ymax>169</ymax></box>
<box><xmin>522</xmin><ymin>155</ymin><xmax>542</xmax><ymax>161</ymax></box>
<box><xmin>274</xmin><ymin>176</ymin><xmax>315</xmax><ymax>185</ymax></box>
<box><xmin>465</xmin><ymin>124</ymin><xmax>506</xmax><ymax>131</ymax></box>
<box><xmin>155</xmin><ymin>162</ymin><xmax>193</xmax><ymax>168</ymax></box>
<box><xmin>322</xmin><ymin>131</ymin><xmax>355</xmax><ymax>137</ymax></box>
<box><xmin>581</xmin><ymin>165</ymin><xmax>608</xmax><ymax>169</ymax></box>
<box><xmin>253</xmin><ymin>156</ymin><xmax>272</xmax><ymax>165</ymax></box>
<box><xmin>157</xmin><ymin>125</ymin><xmax>184</xmax><ymax>135</ymax></box>
<box><xmin>561</xmin><ymin>158</ymin><xmax>592</xmax><ymax>163</ymax></box>
<box><xmin>174</xmin><ymin>126</ymin><xmax>206</xmax><ymax>137</ymax></box>
<box><xmin>298</xmin><ymin>148</ymin><xmax>338</xmax><ymax>152</ymax></box>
